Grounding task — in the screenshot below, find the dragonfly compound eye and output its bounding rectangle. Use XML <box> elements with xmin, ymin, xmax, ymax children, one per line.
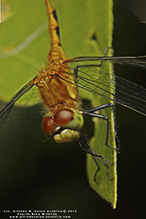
<box><xmin>54</xmin><ymin>108</ymin><xmax>84</xmax><ymax>131</ymax></box>
<box><xmin>42</xmin><ymin>117</ymin><xmax>54</xmax><ymax>135</ymax></box>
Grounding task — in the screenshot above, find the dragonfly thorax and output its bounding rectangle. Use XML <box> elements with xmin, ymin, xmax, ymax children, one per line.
<box><xmin>37</xmin><ymin>64</ymin><xmax>78</xmax><ymax>110</ymax></box>
<box><xmin>42</xmin><ymin>108</ymin><xmax>84</xmax><ymax>143</ymax></box>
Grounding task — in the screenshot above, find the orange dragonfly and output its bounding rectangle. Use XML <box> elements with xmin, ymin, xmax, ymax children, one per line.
<box><xmin>0</xmin><ymin>0</ymin><xmax>146</xmax><ymax>181</ymax></box>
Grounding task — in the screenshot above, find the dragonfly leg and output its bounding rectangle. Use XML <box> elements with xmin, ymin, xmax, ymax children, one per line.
<box><xmin>99</xmin><ymin>46</ymin><xmax>113</xmax><ymax>67</ymax></box>
<box><xmin>77</xmin><ymin>130</ymin><xmax>113</xmax><ymax>181</ymax></box>
<box><xmin>92</xmin><ymin>154</ymin><xmax>113</xmax><ymax>182</ymax></box>
<box><xmin>82</xmin><ymin>103</ymin><xmax>120</xmax><ymax>152</ymax></box>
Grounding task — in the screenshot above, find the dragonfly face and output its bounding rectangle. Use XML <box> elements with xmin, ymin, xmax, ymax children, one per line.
<box><xmin>42</xmin><ymin>108</ymin><xmax>84</xmax><ymax>143</ymax></box>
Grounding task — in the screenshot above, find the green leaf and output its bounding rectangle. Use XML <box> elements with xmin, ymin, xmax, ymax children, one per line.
<box><xmin>0</xmin><ymin>0</ymin><xmax>117</xmax><ymax>208</ymax></box>
<box><xmin>52</xmin><ymin>0</ymin><xmax>117</xmax><ymax>208</ymax></box>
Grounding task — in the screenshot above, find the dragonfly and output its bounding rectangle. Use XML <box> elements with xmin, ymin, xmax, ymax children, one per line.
<box><xmin>0</xmin><ymin>0</ymin><xmax>146</xmax><ymax>181</ymax></box>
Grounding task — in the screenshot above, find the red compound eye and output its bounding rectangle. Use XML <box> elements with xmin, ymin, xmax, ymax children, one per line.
<box><xmin>42</xmin><ymin>117</ymin><xmax>54</xmax><ymax>135</ymax></box>
<box><xmin>54</xmin><ymin>109</ymin><xmax>74</xmax><ymax>126</ymax></box>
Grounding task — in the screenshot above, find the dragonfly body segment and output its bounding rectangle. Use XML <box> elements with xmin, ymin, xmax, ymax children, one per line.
<box><xmin>36</xmin><ymin>0</ymin><xmax>83</xmax><ymax>143</ymax></box>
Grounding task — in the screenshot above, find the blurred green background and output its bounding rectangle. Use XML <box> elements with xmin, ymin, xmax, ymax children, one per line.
<box><xmin>1</xmin><ymin>0</ymin><xmax>146</xmax><ymax>218</ymax></box>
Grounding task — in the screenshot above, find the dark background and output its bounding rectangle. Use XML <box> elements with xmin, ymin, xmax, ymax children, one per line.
<box><xmin>1</xmin><ymin>0</ymin><xmax>146</xmax><ymax>218</ymax></box>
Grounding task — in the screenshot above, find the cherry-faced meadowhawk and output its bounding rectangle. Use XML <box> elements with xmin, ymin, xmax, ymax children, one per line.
<box><xmin>0</xmin><ymin>0</ymin><xmax>146</xmax><ymax>208</ymax></box>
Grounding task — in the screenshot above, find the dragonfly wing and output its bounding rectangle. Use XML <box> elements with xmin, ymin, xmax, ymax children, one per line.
<box><xmin>0</xmin><ymin>77</ymin><xmax>41</xmax><ymax>152</ymax></box>
<box><xmin>0</xmin><ymin>77</ymin><xmax>37</xmax><ymax>117</ymax></box>
<box><xmin>115</xmin><ymin>76</ymin><xmax>146</xmax><ymax>116</ymax></box>
<box><xmin>71</xmin><ymin>55</ymin><xmax>146</xmax><ymax>69</ymax></box>
<box><xmin>111</xmin><ymin>56</ymin><xmax>146</xmax><ymax>69</ymax></box>
<box><xmin>60</xmin><ymin>64</ymin><xmax>146</xmax><ymax>116</ymax></box>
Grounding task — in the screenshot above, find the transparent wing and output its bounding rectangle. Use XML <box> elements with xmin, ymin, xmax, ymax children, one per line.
<box><xmin>0</xmin><ymin>81</ymin><xmax>41</xmax><ymax>153</ymax></box>
<box><xmin>0</xmin><ymin>77</ymin><xmax>36</xmax><ymax>117</ymax></box>
<box><xmin>59</xmin><ymin>62</ymin><xmax>146</xmax><ymax>116</ymax></box>
<box><xmin>69</xmin><ymin>55</ymin><xmax>146</xmax><ymax>69</ymax></box>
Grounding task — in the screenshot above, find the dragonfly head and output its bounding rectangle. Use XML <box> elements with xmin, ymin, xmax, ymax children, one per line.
<box><xmin>42</xmin><ymin>108</ymin><xmax>84</xmax><ymax>143</ymax></box>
